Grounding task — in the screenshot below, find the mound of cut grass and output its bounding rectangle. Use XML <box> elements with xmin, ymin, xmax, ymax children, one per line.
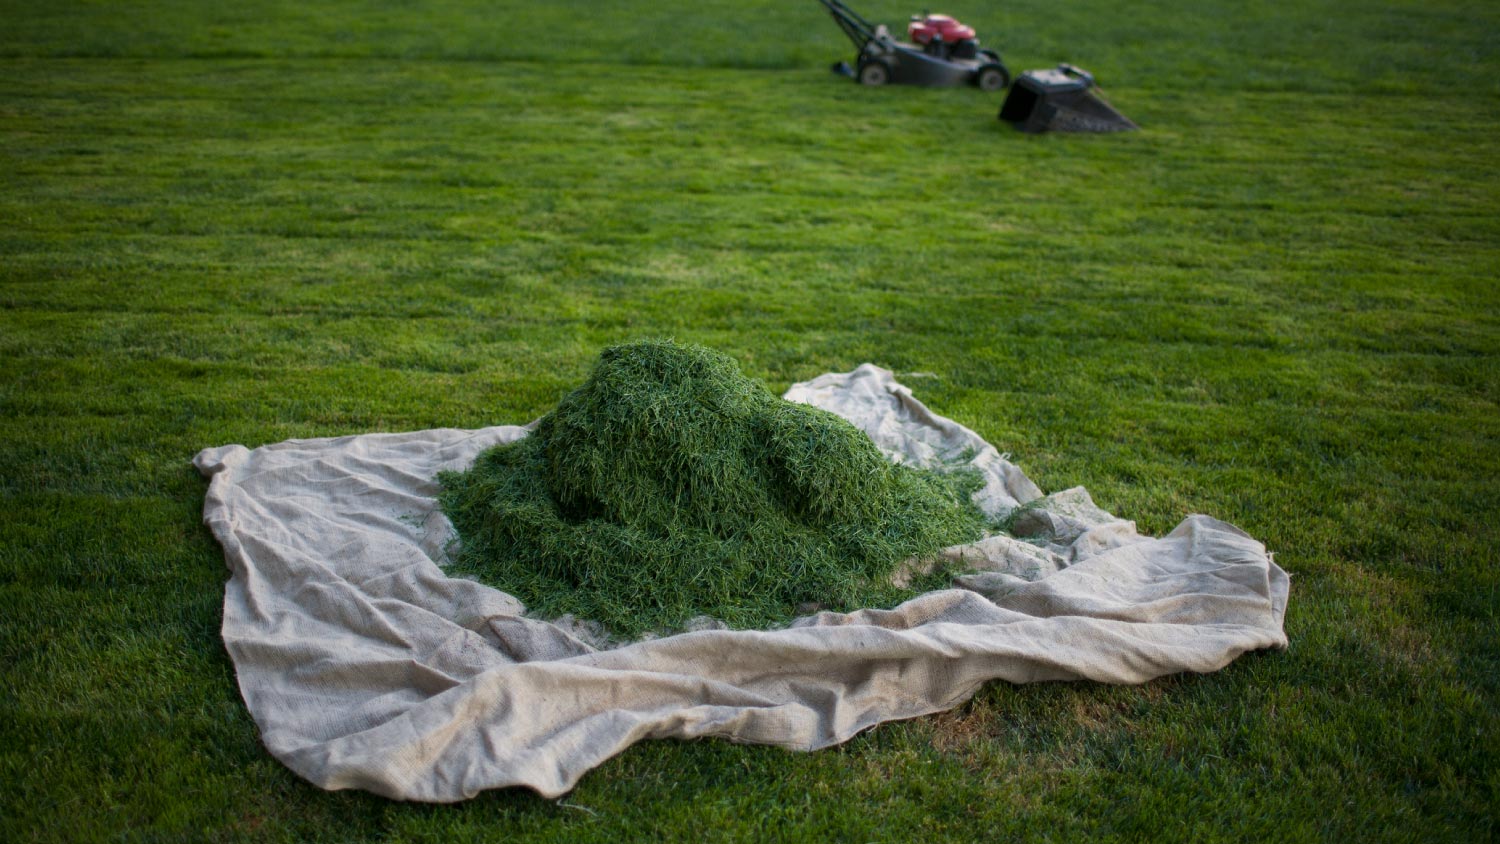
<box><xmin>438</xmin><ymin>340</ymin><xmax>986</xmax><ymax>636</ymax></box>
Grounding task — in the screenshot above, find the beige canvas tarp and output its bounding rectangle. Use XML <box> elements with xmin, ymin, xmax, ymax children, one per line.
<box><xmin>194</xmin><ymin>364</ymin><xmax>1288</xmax><ymax>802</ymax></box>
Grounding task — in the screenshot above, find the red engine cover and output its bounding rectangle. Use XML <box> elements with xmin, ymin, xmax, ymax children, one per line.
<box><xmin>907</xmin><ymin>14</ymin><xmax>977</xmax><ymax>44</ymax></box>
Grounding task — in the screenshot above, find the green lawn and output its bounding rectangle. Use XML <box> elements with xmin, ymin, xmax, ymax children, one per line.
<box><xmin>2</xmin><ymin>0</ymin><xmax>1497</xmax><ymax>840</ymax></box>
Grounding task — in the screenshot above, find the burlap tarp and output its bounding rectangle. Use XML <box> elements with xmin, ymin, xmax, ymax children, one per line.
<box><xmin>195</xmin><ymin>364</ymin><xmax>1288</xmax><ymax>802</ymax></box>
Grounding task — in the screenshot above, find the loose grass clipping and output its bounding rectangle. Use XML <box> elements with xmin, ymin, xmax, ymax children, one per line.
<box><xmin>439</xmin><ymin>340</ymin><xmax>986</xmax><ymax>638</ymax></box>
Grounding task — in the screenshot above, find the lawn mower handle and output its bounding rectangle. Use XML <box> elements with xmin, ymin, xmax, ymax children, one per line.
<box><xmin>817</xmin><ymin>0</ymin><xmax>880</xmax><ymax>52</ymax></box>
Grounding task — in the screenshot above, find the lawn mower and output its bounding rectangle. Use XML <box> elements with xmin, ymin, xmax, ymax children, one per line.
<box><xmin>818</xmin><ymin>0</ymin><xmax>1011</xmax><ymax>91</ymax></box>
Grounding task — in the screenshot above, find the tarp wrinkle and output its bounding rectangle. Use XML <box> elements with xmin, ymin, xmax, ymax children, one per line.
<box><xmin>197</xmin><ymin>364</ymin><xmax>1288</xmax><ymax>801</ymax></box>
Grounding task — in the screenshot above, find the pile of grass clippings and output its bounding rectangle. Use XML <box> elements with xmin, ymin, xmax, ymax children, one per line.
<box><xmin>438</xmin><ymin>340</ymin><xmax>987</xmax><ymax>637</ymax></box>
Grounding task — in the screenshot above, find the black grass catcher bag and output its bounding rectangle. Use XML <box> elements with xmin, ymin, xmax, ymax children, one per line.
<box><xmin>1000</xmin><ymin>64</ymin><xmax>1138</xmax><ymax>133</ymax></box>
